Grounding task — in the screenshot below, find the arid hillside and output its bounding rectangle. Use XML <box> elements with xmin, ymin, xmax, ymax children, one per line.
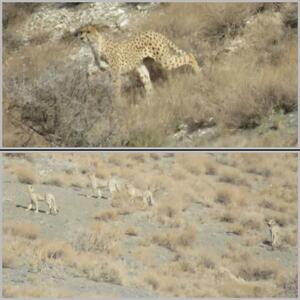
<box><xmin>3</xmin><ymin>3</ymin><xmax>298</xmax><ymax>147</ymax></box>
<box><xmin>3</xmin><ymin>153</ymin><xmax>298</xmax><ymax>297</ymax></box>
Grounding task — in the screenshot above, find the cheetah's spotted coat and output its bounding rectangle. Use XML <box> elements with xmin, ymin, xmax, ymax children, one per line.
<box><xmin>79</xmin><ymin>25</ymin><xmax>200</xmax><ymax>98</ymax></box>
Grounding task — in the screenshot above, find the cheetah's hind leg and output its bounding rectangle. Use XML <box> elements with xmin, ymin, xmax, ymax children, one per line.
<box><xmin>136</xmin><ymin>64</ymin><xmax>153</xmax><ymax>97</ymax></box>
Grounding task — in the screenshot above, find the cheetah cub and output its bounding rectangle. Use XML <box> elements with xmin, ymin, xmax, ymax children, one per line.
<box><xmin>125</xmin><ymin>183</ymin><xmax>156</xmax><ymax>207</ymax></box>
<box><xmin>79</xmin><ymin>25</ymin><xmax>200</xmax><ymax>98</ymax></box>
<box><xmin>88</xmin><ymin>174</ymin><xmax>102</xmax><ymax>199</ymax></box>
<box><xmin>267</xmin><ymin>219</ymin><xmax>280</xmax><ymax>249</ymax></box>
<box><xmin>143</xmin><ymin>189</ymin><xmax>156</xmax><ymax>207</ymax></box>
<box><xmin>26</xmin><ymin>185</ymin><xmax>58</xmax><ymax>215</ymax></box>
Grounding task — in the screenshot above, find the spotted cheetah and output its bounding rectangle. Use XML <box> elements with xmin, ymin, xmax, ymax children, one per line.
<box><xmin>26</xmin><ymin>185</ymin><xmax>58</xmax><ymax>215</ymax></box>
<box><xmin>78</xmin><ymin>25</ymin><xmax>200</xmax><ymax>99</ymax></box>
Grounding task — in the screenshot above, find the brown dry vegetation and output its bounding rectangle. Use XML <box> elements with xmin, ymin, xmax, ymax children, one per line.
<box><xmin>3</xmin><ymin>153</ymin><xmax>298</xmax><ymax>297</ymax></box>
<box><xmin>3</xmin><ymin>3</ymin><xmax>297</xmax><ymax>147</ymax></box>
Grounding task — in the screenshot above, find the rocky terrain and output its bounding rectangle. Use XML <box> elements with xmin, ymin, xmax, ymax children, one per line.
<box><xmin>3</xmin><ymin>153</ymin><xmax>298</xmax><ymax>297</ymax></box>
<box><xmin>3</xmin><ymin>3</ymin><xmax>298</xmax><ymax>147</ymax></box>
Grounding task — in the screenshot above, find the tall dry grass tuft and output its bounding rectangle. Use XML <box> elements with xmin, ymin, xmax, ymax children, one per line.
<box><xmin>13</xmin><ymin>165</ymin><xmax>37</xmax><ymax>184</ymax></box>
<box><xmin>152</xmin><ymin>224</ymin><xmax>198</xmax><ymax>251</ymax></box>
<box><xmin>4</xmin><ymin>222</ymin><xmax>40</xmax><ymax>240</ymax></box>
<box><xmin>74</xmin><ymin>223</ymin><xmax>121</xmax><ymax>256</ymax></box>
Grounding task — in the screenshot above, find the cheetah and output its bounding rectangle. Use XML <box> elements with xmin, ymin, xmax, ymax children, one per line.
<box><xmin>125</xmin><ymin>183</ymin><xmax>143</xmax><ymax>200</ymax></box>
<box><xmin>267</xmin><ymin>219</ymin><xmax>280</xmax><ymax>249</ymax></box>
<box><xmin>88</xmin><ymin>173</ymin><xmax>102</xmax><ymax>198</ymax></box>
<box><xmin>108</xmin><ymin>177</ymin><xmax>122</xmax><ymax>194</ymax></box>
<box><xmin>26</xmin><ymin>185</ymin><xmax>58</xmax><ymax>215</ymax></box>
<box><xmin>78</xmin><ymin>25</ymin><xmax>200</xmax><ymax>98</ymax></box>
<box><xmin>124</xmin><ymin>183</ymin><xmax>156</xmax><ymax>207</ymax></box>
<box><xmin>143</xmin><ymin>189</ymin><xmax>156</xmax><ymax>207</ymax></box>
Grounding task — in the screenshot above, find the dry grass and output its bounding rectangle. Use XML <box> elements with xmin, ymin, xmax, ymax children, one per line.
<box><xmin>237</xmin><ymin>259</ymin><xmax>281</xmax><ymax>281</ymax></box>
<box><xmin>42</xmin><ymin>174</ymin><xmax>68</xmax><ymax>187</ymax></box>
<box><xmin>11</xmin><ymin>164</ymin><xmax>37</xmax><ymax>184</ymax></box>
<box><xmin>2</xmin><ymin>153</ymin><xmax>298</xmax><ymax>297</ymax></box>
<box><xmin>32</xmin><ymin>240</ymin><xmax>75</xmax><ymax>263</ymax></box>
<box><xmin>152</xmin><ymin>224</ymin><xmax>197</xmax><ymax>251</ymax></box>
<box><xmin>3</xmin><ymin>244</ymin><xmax>15</xmax><ymax>268</ymax></box>
<box><xmin>4</xmin><ymin>222</ymin><xmax>40</xmax><ymax>240</ymax></box>
<box><xmin>3</xmin><ymin>285</ymin><xmax>73</xmax><ymax>298</ymax></box>
<box><xmin>214</xmin><ymin>187</ymin><xmax>234</xmax><ymax>206</ymax></box>
<box><xmin>94</xmin><ymin>209</ymin><xmax>118</xmax><ymax>222</ymax></box>
<box><xmin>74</xmin><ymin>223</ymin><xmax>121</xmax><ymax>256</ymax></box>
<box><xmin>124</xmin><ymin>227</ymin><xmax>138</xmax><ymax>236</ymax></box>
<box><xmin>3</xmin><ymin>3</ymin><xmax>297</xmax><ymax>147</ymax></box>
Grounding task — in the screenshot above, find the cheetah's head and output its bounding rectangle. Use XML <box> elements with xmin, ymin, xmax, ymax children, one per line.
<box><xmin>78</xmin><ymin>25</ymin><xmax>99</xmax><ymax>43</ymax></box>
<box><xmin>27</xmin><ymin>185</ymin><xmax>33</xmax><ymax>192</ymax></box>
<box><xmin>267</xmin><ymin>219</ymin><xmax>276</xmax><ymax>227</ymax></box>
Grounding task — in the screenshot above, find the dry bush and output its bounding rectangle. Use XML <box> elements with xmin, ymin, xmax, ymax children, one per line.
<box><xmin>74</xmin><ymin>223</ymin><xmax>121</xmax><ymax>256</ymax></box>
<box><xmin>3</xmin><ymin>3</ymin><xmax>41</xmax><ymax>30</ymax></box>
<box><xmin>197</xmin><ymin>252</ymin><xmax>218</xmax><ymax>270</ymax></box>
<box><xmin>4</xmin><ymin>222</ymin><xmax>40</xmax><ymax>240</ymax></box>
<box><xmin>144</xmin><ymin>274</ymin><xmax>160</xmax><ymax>291</ymax></box>
<box><xmin>12</xmin><ymin>165</ymin><xmax>37</xmax><ymax>184</ymax></box>
<box><xmin>220</xmin><ymin>279</ymin><xmax>279</xmax><ymax>297</ymax></box>
<box><xmin>140</xmin><ymin>3</ymin><xmax>263</xmax><ymax>48</ymax></box>
<box><xmin>152</xmin><ymin>224</ymin><xmax>197</xmax><ymax>251</ymax></box>
<box><xmin>68</xmin><ymin>173</ymin><xmax>89</xmax><ymax>188</ymax></box>
<box><xmin>155</xmin><ymin>202</ymin><xmax>184</xmax><ymax>227</ymax></box>
<box><xmin>125</xmin><ymin>227</ymin><xmax>138</xmax><ymax>236</ymax></box>
<box><xmin>42</xmin><ymin>173</ymin><xmax>71</xmax><ymax>187</ymax></box>
<box><xmin>175</xmin><ymin>154</ymin><xmax>205</xmax><ymax>176</ymax></box>
<box><xmin>214</xmin><ymin>187</ymin><xmax>235</xmax><ymax>206</ymax></box>
<box><xmin>129</xmin><ymin>153</ymin><xmax>146</xmax><ymax>163</ymax></box>
<box><xmin>227</xmin><ymin>223</ymin><xmax>245</xmax><ymax>236</ymax></box>
<box><xmin>70</xmin><ymin>252</ymin><xmax>124</xmax><ymax>285</ymax></box>
<box><xmin>111</xmin><ymin>191</ymin><xmax>135</xmax><ymax>213</ymax></box>
<box><xmin>280</xmin><ymin>3</ymin><xmax>297</xmax><ymax>28</ymax></box>
<box><xmin>4</xmin><ymin>39</ymin><xmax>115</xmax><ymax>147</ymax></box>
<box><xmin>108</xmin><ymin>154</ymin><xmax>126</xmax><ymax>166</ymax></box>
<box><xmin>218</xmin><ymin>169</ymin><xmax>247</xmax><ymax>186</ymax></box>
<box><xmin>149</xmin><ymin>153</ymin><xmax>161</xmax><ymax>161</ymax></box>
<box><xmin>281</xmin><ymin>231</ymin><xmax>297</xmax><ymax>247</ymax></box>
<box><xmin>237</xmin><ymin>260</ymin><xmax>281</xmax><ymax>281</ymax></box>
<box><xmin>3</xmin><ymin>244</ymin><xmax>15</xmax><ymax>268</ymax></box>
<box><xmin>241</xmin><ymin>211</ymin><xmax>264</xmax><ymax>231</ymax></box>
<box><xmin>219</xmin><ymin>211</ymin><xmax>236</xmax><ymax>223</ymax></box>
<box><xmin>33</xmin><ymin>240</ymin><xmax>75</xmax><ymax>263</ymax></box>
<box><xmin>171</xmin><ymin>166</ymin><xmax>188</xmax><ymax>181</ymax></box>
<box><xmin>204</xmin><ymin>161</ymin><xmax>218</xmax><ymax>175</ymax></box>
<box><xmin>94</xmin><ymin>209</ymin><xmax>118</xmax><ymax>222</ymax></box>
<box><xmin>177</xmin><ymin>224</ymin><xmax>198</xmax><ymax>247</ymax></box>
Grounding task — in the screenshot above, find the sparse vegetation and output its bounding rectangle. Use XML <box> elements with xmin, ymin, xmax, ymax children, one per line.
<box><xmin>13</xmin><ymin>165</ymin><xmax>37</xmax><ymax>184</ymax></box>
<box><xmin>3</xmin><ymin>153</ymin><xmax>297</xmax><ymax>297</ymax></box>
<box><xmin>4</xmin><ymin>221</ymin><xmax>40</xmax><ymax>240</ymax></box>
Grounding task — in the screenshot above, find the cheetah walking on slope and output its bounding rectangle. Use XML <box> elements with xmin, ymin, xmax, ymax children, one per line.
<box><xmin>26</xmin><ymin>185</ymin><xmax>58</xmax><ymax>215</ymax></box>
<box><xmin>267</xmin><ymin>219</ymin><xmax>281</xmax><ymax>250</ymax></box>
<box><xmin>88</xmin><ymin>174</ymin><xmax>102</xmax><ymax>199</ymax></box>
<box><xmin>78</xmin><ymin>25</ymin><xmax>200</xmax><ymax>98</ymax></box>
